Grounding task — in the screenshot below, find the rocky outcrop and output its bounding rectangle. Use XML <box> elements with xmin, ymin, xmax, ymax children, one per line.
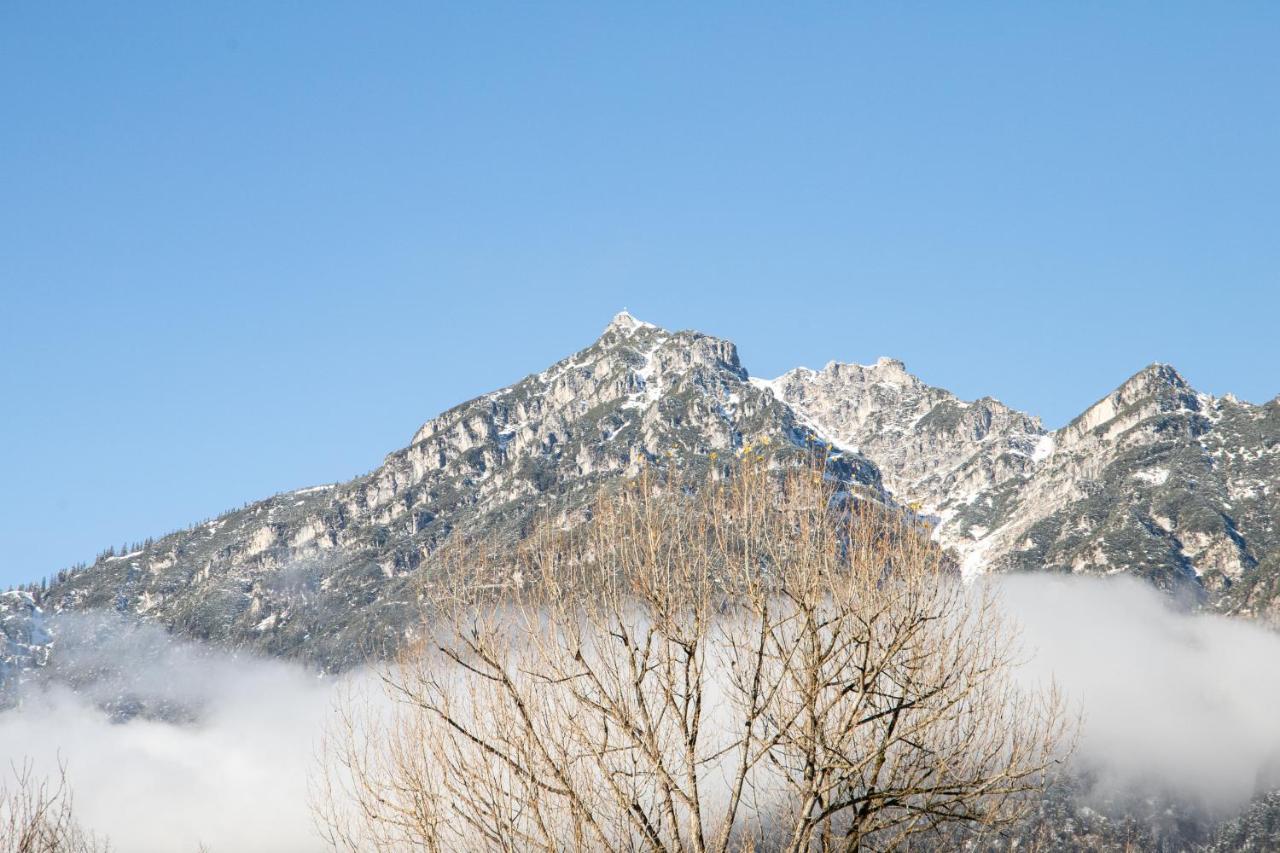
<box><xmin>1</xmin><ymin>590</ymin><xmax>50</xmax><ymax>691</ymax></box>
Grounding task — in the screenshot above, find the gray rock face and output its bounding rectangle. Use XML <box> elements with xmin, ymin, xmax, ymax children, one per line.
<box><xmin>1</xmin><ymin>590</ymin><xmax>51</xmax><ymax>694</ymax></box>
<box><xmin>20</xmin><ymin>314</ymin><xmax>1280</xmax><ymax>668</ymax></box>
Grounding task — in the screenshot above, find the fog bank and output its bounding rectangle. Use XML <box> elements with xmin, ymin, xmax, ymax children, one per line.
<box><xmin>0</xmin><ymin>615</ymin><xmax>343</xmax><ymax>852</ymax></box>
<box><xmin>2</xmin><ymin>576</ymin><xmax>1279</xmax><ymax>849</ymax></box>
<box><xmin>1000</xmin><ymin>574</ymin><xmax>1280</xmax><ymax>810</ymax></box>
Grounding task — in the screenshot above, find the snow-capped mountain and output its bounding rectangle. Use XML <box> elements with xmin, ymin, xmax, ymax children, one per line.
<box><xmin>762</xmin><ymin>359</ymin><xmax>1280</xmax><ymax>621</ymax></box>
<box><xmin>754</xmin><ymin>358</ymin><xmax>1048</xmax><ymax>556</ymax></box>
<box><xmin>28</xmin><ymin>313</ymin><xmax>879</xmax><ymax>669</ymax></box>
<box><xmin>16</xmin><ymin>313</ymin><xmax>1280</xmax><ymax>670</ymax></box>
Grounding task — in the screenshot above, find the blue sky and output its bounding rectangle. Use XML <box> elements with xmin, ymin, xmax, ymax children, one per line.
<box><xmin>2</xmin><ymin>4</ymin><xmax>1277</xmax><ymax>586</ymax></box>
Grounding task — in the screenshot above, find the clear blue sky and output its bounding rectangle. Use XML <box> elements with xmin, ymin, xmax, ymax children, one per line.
<box><xmin>2</xmin><ymin>4</ymin><xmax>1277</xmax><ymax>587</ymax></box>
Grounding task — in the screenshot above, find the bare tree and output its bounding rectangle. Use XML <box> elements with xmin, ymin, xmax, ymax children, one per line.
<box><xmin>0</xmin><ymin>759</ymin><xmax>107</xmax><ymax>853</ymax></box>
<box><xmin>315</xmin><ymin>456</ymin><xmax>1072</xmax><ymax>851</ymax></box>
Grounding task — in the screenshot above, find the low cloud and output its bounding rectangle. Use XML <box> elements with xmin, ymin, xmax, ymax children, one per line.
<box><xmin>2</xmin><ymin>576</ymin><xmax>1279</xmax><ymax>849</ymax></box>
<box><xmin>0</xmin><ymin>614</ymin><xmax>346</xmax><ymax>852</ymax></box>
<box><xmin>999</xmin><ymin>574</ymin><xmax>1280</xmax><ymax>811</ymax></box>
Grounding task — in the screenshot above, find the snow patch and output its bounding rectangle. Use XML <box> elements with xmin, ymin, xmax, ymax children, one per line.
<box><xmin>607</xmin><ymin>310</ymin><xmax>657</xmax><ymax>335</ymax></box>
<box><xmin>621</xmin><ymin>341</ymin><xmax>666</xmax><ymax>410</ymax></box>
<box><xmin>1132</xmin><ymin>468</ymin><xmax>1171</xmax><ymax>486</ymax></box>
<box><xmin>958</xmin><ymin>534</ymin><xmax>998</xmax><ymax>580</ymax></box>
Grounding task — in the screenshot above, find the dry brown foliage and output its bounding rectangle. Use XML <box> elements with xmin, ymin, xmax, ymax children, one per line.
<box><xmin>0</xmin><ymin>760</ymin><xmax>106</xmax><ymax>853</ymax></box>
<box><xmin>314</xmin><ymin>456</ymin><xmax>1072</xmax><ymax>852</ymax></box>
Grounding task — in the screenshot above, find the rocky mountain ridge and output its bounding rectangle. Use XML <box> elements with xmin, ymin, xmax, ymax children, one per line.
<box><xmin>767</xmin><ymin>356</ymin><xmax>1279</xmax><ymax>619</ymax></box>
<box><xmin>9</xmin><ymin>312</ymin><xmax>1279</xmax><ymax>672</ymax></box>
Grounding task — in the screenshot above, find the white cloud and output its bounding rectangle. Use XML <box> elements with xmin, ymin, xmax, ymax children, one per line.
<box><xmin>3</xmin><ymin>576</ymin><xmax>1280</xmax><ymax>849</ymax></box>
<box><xmin>998</xmin><ymin>574</ymin><xmax>1280</xmax><ymax>811</ymax></box>
<box><xmin>0</xmin><ymin>617</ymin><xmax>343</xmax><ymax>852</ymax></box>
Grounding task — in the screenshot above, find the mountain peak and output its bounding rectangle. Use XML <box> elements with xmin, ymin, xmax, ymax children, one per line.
<box><xmin>1061</xmin><ymin>362</ymin><xmax>1200</xmax><ymax>443</ymax></box>
<box><xmin>1114</xmin><ymin>363</ymin><xmax>1194</xmax><ymax>400</ymax></box>
<box><xmin>605</xmin><ymin>310</ymin><xmax>658</xmax><ymax>336</ymax></box>
<box><xmin>1135</xmin><ymin>362</ymin><xmax>1188</xmax><ymax>386</ymax></box>
<box><xmin>873</xmin><ymin>356</ymin><xmax>908</xmax><ymax>371</ymax></box>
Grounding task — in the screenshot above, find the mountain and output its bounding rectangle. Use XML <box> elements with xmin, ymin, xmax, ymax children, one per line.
<box><xmin>28</xmin><ymin>313</ymin><xmax>880</xmax><ymax>669</ymax></box>
<box><xmin>764</xmin><ymin>359</ymin><xmax>1280</xmax><ymax>621</ymax></box>
<box><xmin>16</xmin><ymin>313</ymin><xmax>1280</xmax><ymax>671</ymax></box>
<box><xmin>949</xmin><ymin>365</ymin><xmax>1280</xmax><ymax>615</ymax></box>
<box><xmin>755</xmin><ymin>358</ymin><xmax>1049</xmax><ymax>556</ymax></box>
